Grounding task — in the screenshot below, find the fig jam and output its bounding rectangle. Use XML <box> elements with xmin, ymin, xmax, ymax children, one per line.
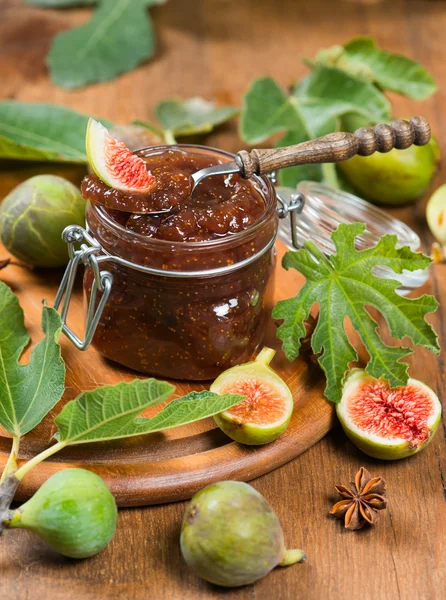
<box><xmin>82</xmin><ymin>148</ymin><xmax>266</xmax><ymax>242</ymax></box>
<box><xmin>82</xmin><ymin>146</ymin><xmax>277</xmax><ymax>380</ymax></box>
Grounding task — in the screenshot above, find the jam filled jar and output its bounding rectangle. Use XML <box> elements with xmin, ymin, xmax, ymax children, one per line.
<box><xmin>62</xmin><ymin>145</ymin><xmax>278</xmax><ymax>381</ymax></box>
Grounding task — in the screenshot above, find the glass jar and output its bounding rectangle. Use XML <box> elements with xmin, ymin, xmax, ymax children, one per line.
<box><xmin>277</xmin><ymin>181</ymin><xmax>430</xmax><ymax>295</ymax></box>
<box><xmin>55</xmin><ymin>147</ymin><xmax>427</xmax><ymax>379</ymax></box>
<box><xmin>59</xmin><ymin>145</ymin><xmax>278</xmax><ymax>381</ymax></box>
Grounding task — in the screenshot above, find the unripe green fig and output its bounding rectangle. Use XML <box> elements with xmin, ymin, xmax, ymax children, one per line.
<box><xmin>426</xmin><ymin>184</ymin><xmax>446</xmax><ymax>245</ymax></box>
<box><xmin>180</xmin><ymin>481</ymin><xmax>306</xmax><ymax>587</ymax></box>
<box><xmin>338</xmin><ymin>136</ymin><xmax>439</xmax><ymax>206</ymax></box>
<box><xmin>4</xmin><ymin>469</ymin><xmax>117</xmax><ymax>558</ymax></box>
<box><xmin>0</xmin><ymin>174</ymin><xmax>86</xmax><ymax>267</ymax></box>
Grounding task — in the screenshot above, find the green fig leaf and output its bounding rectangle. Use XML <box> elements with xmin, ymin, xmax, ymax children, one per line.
<box><xmin>0</xmin><ymin>283</ymin><xmax>65</xmax><ymax>436</ymax></box>
<box><xmin>54</xmin><ymin>379</ymin><xmax>243</xmax><ymax>444</ymax></box>
<box><xmin>273</xmin><ymin>223</ymin><xmax>440</xmax><ymax>403</ymax></box>
<box><xmin>308</xmin><ymin>37</ymin><xmax>437</xmax><ymax>100</ymax></box>
<box><xmin>48</xmin><ymin>0</ymin><xmax>157</xmax><ymax>89</ymax></box>
<box><xmin>239</xmin><ymin>67</ymin><xmax>391</xmax><ymax>188</ymax></box>
<box><xmin>0</xmin><ymin>101</ymin><xmax>112</xmax><ymax>163</ymax></box>
<box><xmin>154</xmin><ymin>98</ymin><xmax>239</xmax><ymax>142</ymax></box>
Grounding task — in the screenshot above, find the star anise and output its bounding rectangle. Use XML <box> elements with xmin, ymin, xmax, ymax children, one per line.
<box><xmin>330</xmin><ymin>467</ymin><xmax>387</xmax><ymax>530</ymax></box>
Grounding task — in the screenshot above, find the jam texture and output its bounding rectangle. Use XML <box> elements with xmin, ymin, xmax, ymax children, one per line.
<box><xmin>83</xmin><ymin>146</ymin><xmax>277</xmax><ymax>380</ymax></box>
<box><xmin>82</xmin><ymin>148</ymin><xmax>266</xmax><ymax>242</ymax></box>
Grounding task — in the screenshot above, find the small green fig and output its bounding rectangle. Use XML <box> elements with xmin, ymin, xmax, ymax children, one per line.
<box><xmin>180</xmin><ymin>481</ymin><xmax>306</xmax><ymax>587</ymax></box>
<box><xmin>338</xmin><ymin>136</ymin><xmax>439</xmax><ymax>206</ymax></box>
<box><xmin>4</xmin><ymin>469</ymin><xmax>117</xmax><ymax>559</ymax></box>
<box><xmin>426</xmin><ymin>184</ymin><xmax>446</xmax><ymax>245</ymax></box>
<box><xmin>0</xmin><ymin>174</ymin><xmax>86</xmax><ymax>267</ymax></box>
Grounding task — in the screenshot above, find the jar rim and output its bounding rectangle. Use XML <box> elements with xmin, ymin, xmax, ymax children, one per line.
<box><xmin>89</xmin><ymin>144</ymin><xmax>277</xmax><ymax>251</ymax></box>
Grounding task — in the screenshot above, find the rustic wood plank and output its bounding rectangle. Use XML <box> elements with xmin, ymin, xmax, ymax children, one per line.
<box><xmin>0</xmin><ymin>0</ymin><xmax>445</xmax><ymax>599</ymax></box>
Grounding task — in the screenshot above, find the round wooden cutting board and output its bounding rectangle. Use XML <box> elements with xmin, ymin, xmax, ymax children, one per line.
<box><xmin>0</xmin><ymin>241</ymin><xmax>334</xmax><ymax>507</ymax></box>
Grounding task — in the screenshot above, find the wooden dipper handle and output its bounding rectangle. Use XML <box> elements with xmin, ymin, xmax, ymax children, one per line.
<box><xmin>237</xmin><ymin>117</ymin><xmax>431</xmax><ymax>178</ymax></box>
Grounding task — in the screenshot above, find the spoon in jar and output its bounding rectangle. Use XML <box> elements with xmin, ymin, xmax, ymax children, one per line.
<box><xmin>190</xmin><ymin>117</ymin><xmax>431</xmax><ymax>195</ymax></box>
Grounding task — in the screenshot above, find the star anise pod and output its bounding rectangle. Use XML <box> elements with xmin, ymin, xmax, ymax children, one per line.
<box><xmin>330</xmin><ymin>467</ymin><xmax>387</xmax><ymax>530</ymax></box>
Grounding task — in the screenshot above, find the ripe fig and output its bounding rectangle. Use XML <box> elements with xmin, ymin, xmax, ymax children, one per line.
<box><xmin>180</xmin><ymin>481</ymin><xmax>306</xmax><ymax>587</ymax></box>
<box><xmin>426</xmin><ymin>184</ymin><xmax>446</xmax><ymax>245</ymax></box>
<box><xmin>0</xmin><ymin>174</ymin><xmax>86</xmax><ymax>267</ymax></box>
<box><xmin>338</xmin><ymin>136</ymin><xmax>439</xmax><ymax>206</ymax></box>
<box><xmin>337</xmin><ymin>369</ymin><xmax>442</xmax><ymax>460</ymax></box>
<box><xmin>3</xmin><ymin>469</ymin><xmax>117</xmax><ymax>558</ymax></box>
<box><xmin>211</xmin><ymin>347</ymin><xmax>294</xmax><ymax>445</ymax></box>
<box><xmin>86</xmin><ymin>118</ymin><xmax>156</xmax><ymax>194</ymax></box>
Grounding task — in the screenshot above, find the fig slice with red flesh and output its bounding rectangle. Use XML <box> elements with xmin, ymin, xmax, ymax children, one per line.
<box><xmin>86</xmin><ymin>118</ymin><xmax>157</xmax><ymax>198</ymax></box>
<box><xmin>211</xmin><ymin>348</ymin><xmax>294</xmax><ymax>445</ymax></box>
<box><xmin>337</xmin><ymin>369</ymin><xmax>442</xmax><ymax>460</ymax></box>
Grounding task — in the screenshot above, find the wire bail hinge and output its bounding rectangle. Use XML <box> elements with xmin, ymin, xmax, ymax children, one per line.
<box><xmin>276</xmin><ymin>190</ymin><xmax>305</xmax><ymax>249</ymax></box>
<box><xmin>53</xmin><ymin>225</ymin><xmax>113</xmax><ymax>350</ymax></box>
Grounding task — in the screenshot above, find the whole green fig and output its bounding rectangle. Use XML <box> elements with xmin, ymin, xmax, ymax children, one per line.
<box><xmin>426</xmin><ymin>184</ymin><xmax>446</xmax><ymax>245</ymax></box>
<box><xmin>338</xmin><ymin>136</ymin><xmax>439</xmax><ymax>206</ymax></box>
<box><xmin>0</xmin><ymin>174</ymin><xmax>85</xmax><ymax>267</ymax></box>
<box><xmin>4</xmin><ymin>469</ymin><xmax>117</xmax><ymax>559</ymax></box>
<box><xmin>180</xmin><ymin>481</ymin><xmax>305</xmax><ymax>587</ymax></box>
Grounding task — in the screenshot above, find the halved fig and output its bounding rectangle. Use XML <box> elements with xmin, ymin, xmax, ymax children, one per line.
<box><xmin>337</xmin><ymin>369</ymin><xmax>442</xmax><ymax>460</ymax></box>
<box><xmin>86</xmin><ymin>118</ymin><xmax>156</xmax><ymax>194</ymax></box>
<box><xmin>211</xmin><ymin>348</ymin><xmax>294</xmax><ymax>445</ymax></box>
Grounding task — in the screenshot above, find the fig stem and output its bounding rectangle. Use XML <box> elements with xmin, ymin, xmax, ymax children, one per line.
<box><xmin>279</xmin><ymin>548</ymin><xmax>307</xmax><ymax>567</ymax></box>
<box><xmin>0</xmin><ymin>435</ymin><xmax>20</xmax><ymax>485</ymax></box>
<box><xmin>1</xmin><ymin>509</ymin><xmax>20</xmax><ymax>533</ymax></box>
<box><xmin>0</xmin><ymin>474</ymin><xmax>21</xmax><ymax>534</ymax></box>
<box><xmin>255</xmin><ymin>347</ymin><xmax>276</xmax><ymax>366</ymax></box>
<box><xmin>14</xmin><ymin>441</ymin><xmax>67</xmax><ymax>482</ymax></box>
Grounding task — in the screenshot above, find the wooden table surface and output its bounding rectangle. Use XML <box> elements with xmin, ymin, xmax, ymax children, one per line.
<box><xmin>0</xmin><ymin>1</ymin><xmax>445</xmax><ymax>599</ymax></box>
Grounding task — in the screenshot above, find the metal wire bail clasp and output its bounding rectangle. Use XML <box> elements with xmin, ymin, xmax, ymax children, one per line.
<box><xmin>276</xmin><ymin>187</ymin><xmax>305</xmax><ymax>249</ymax></box>
<box><xmin>54</xmin><ymin>225</ymin><xmax>113</xmax><ymax>350</ymax></box>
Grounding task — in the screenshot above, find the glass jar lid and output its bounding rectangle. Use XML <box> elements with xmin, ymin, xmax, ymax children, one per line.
<box><xmin>277</xmin><ymin>181</ymin><xmax>429</xmax><ymax>294</ymax></box>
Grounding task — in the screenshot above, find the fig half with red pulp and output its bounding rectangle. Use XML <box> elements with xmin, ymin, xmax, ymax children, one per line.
<box><xmin>337</xmin><ymin>369</ymin><xmax>442</xmax><ymax>460</ymax></box>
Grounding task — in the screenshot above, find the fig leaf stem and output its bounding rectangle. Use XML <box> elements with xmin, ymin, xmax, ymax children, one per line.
<box><xmin>279</xmin><ymin>548</ymin><xmax>307</xmax><ymax>567</ymax></box>
<box><xmin>0</xmin><ymin>435</ymin><xmax>20</xmax><ymax>485</ymax></box>
<box><xmin>13</xmin><ymin>441</ymin><xmax>67</xmax><ymax>482</ymax></box>
<box><xmin>163</xmin><ymin>129</ymin><xmax>177</xmax><ymax>145</ymax></box>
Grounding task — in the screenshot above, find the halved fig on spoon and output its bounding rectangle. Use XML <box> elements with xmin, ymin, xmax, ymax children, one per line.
<box><xmin>86</xmin><ymin>118</ymin><xmax>156</xmax><ymax>194</ymax></box>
